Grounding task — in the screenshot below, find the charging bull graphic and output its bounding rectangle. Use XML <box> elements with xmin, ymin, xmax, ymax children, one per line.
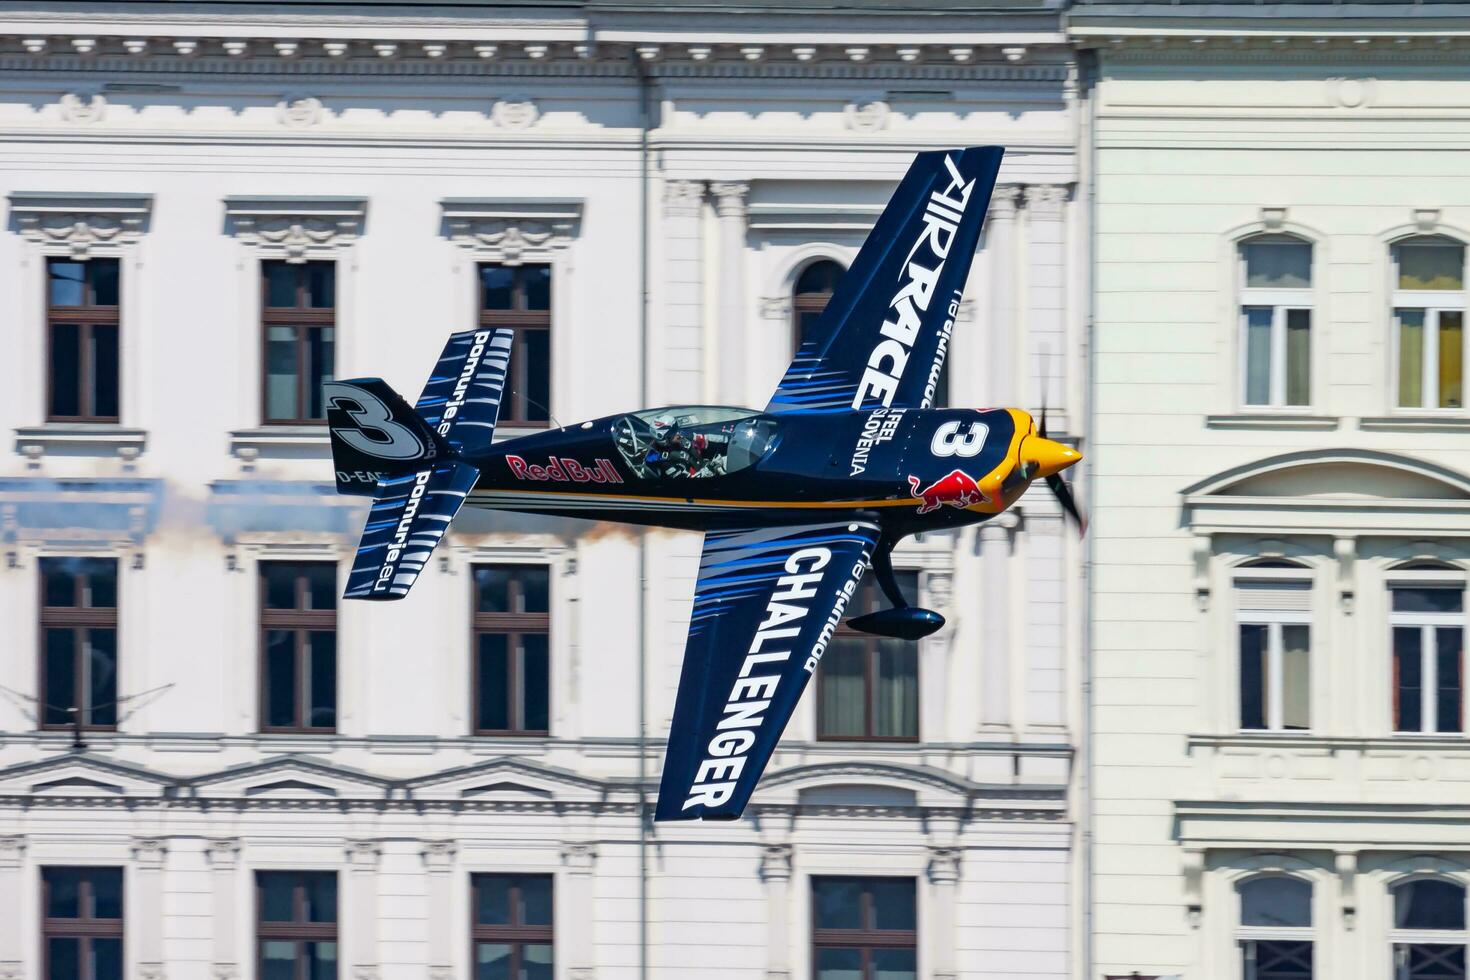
<box><xmin>908</xmin><ymin>469</ymin><xmax>989</xmax><ymax>514</ymax></box>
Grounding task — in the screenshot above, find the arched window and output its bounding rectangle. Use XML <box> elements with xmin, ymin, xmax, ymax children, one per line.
<box><xmin>1239</xmin><ymin>234</ymin><xmax>1313</xmax><ymax>408</ymax></box>
<box><xmin>1391</xmin><ymin>878</ymin><xmax>1467</xmax><ymax>980</ymax></box>
<box><xmin>1238</xmin><ymin>875</ymin><xmax>1313</xmax><ymax>980</ymax></box>
<box><xmin>791</xmin><ymin>259</ymin><xmax>845</xmax><ymax>354</ymax></box>
<box><xmin>1393</xmin><ymin>236</ymin><xmax>1467</xmax><ymax>410</ymax></box>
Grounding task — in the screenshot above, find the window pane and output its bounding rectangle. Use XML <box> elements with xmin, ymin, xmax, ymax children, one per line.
<box><xmin>1401</xmin><ymin>944</ymin><xmax>1465</xmax><ymax>980</ymax></box>
<box><xmin>45</xmin><ymin>868</ymin><xmax>81</xmax><ymax>918</ymax></box>
<box><xmin>265</xmin><ymin>264</ymin><xmax>297</xmax><ymax>308</ymax></box>
<box><xmin>259</xmin><ymin>874</ymin><xmax>295</xmax><ymax>921</ymax></box>
<box><xmin>520</xmin><ymin>875</ymin><xmax>553</xmax><ymax>925</ymax></box>
<box><xmin>1399</xmin><ymin>309</ymin><xmax>1427</xmax><ymax>407</ymax></box>
<box><xmin>92</xmin><ymin>868</ymin><xmax>123</xmax><ymax>918</ymax></box>
<box><xmin>87</xmin><ymin>559</ymin><xmax>117</xmax><ymax>608</ymax></box>
<box><xmin>476</xmin><ymin>943</ymin><xmax>511</xmax><ymax>980</ymax></box>
<box><xmin>523</xmin><ymin>266</ymin><xmax>551</xmax><ymax>311</ymax></box>
<box><xmin>1393</xmin><ymin>587</ymin><xmax>1463</xmax><ymax>614</ymax></box>
<box><xmin>264</xmin><ymin>565</ymin><xmax>298</xmax><ymax>610</ymax></box>
<box><xmin>1243</xmin><ymin>240</ymin><xmax>1311</xmax><ymax>288</ymax></box>
<box><xmin>815</xmin><ymin>948</ymin><xmax>862</xmax><ymax>980</ymax></box>
<box><xmin>871</xmin><ymin>878</ymin><xmax>917</xmax><ymax>930</ymax></box>
<box><xmin>92</xmin><ymin>937</ymin><xmax>123</xmax><ymax>980</ymax></box>
<box><xmin>49</xmin><ymin>261</ymin><xmax>86</xmax><ymax>306</ymax></box>
<box><xmin>1285</xmin><ymin>309</ymin><xmax>1310</xmax><ymax>406</ymax></box>
<box><xmin>1244</xmin><ymin>307</ymin><xmax>1273</xmax><ymax>406</ymax></box>
<box><xmin>1399</xmin><ymin>243</ymin><xmax>1464</xmax><ymax>290</ymax></box>
<box><xmin>305</xmin><ymin>565</ymin><xmax>336</xmax><ymax>610</ymax></box>
<box><xmin>91</xmin><ymin>260</ymin><xmax>120</xmax><ymax>306</ymax></box>
<box><xmin>1254</xmin><ymin>940</ymin><xmax>1312</xmax><ymax>980</ymax></box>
<box><xmin>524</xmin><ymin>943</ymin><xmax>553</xmax><ymax>980</ymax></box>
<box><xmin>521</xmin><ymin>634</ymin><xmax>549</xmax><ymax>732</ymax></box>
<box><xmin>1436</xmin><ymin>628</ymin><xmax>1462</xmax><ymax>734</ymax></box>
<box><xmin>1395</xmin><ymin>879</ymin><xmax>1467</xmax><ymax>929</ymax></box>
<box><xmin>873</xmin><ymin>948</ymin><xmax>917</xmax><ymax>980</ymax></box>
<box><xmin>305</xmin><ymin>872</ymin><xmax>337</xmax><ymax>923</ymax></box>
<box><xmin>93</xmin><ymin>323</ymin><xmax>120</xmax><ymax>418</ymax></box>
<box><xmin>43</xmin><ymin>560</ymin><xmax>76</xmax><ymax>607</ymax></box>
<box><xmin>265</xmin><ymin>630</ymin><xmax>298</xmax><ymax>728</ymax></box>
<box><xmin>818</xmin><ymin>640</ymin><xmax>866</xmax><ymax>738</ymax></box>
<box><xmin>813</xmin><ymin>879</ymin><xmax>862</xmax><ymax>929</ymax></box>
<box><xmin>307</xmin><ymin>326</ymin><xmax>334</xmax><ymax>419</ymax></box>
<box><xmin>477</xmin><ymin>634</ymin><xmax>509</xmax><ymax>731</ymax></box>
<box><xmin>50</xmin><ymin>322</ymin><xmax>81</xmax><ymax>417</ymax></box>
<box><xmin>796</xmin><ymin>260</ymin><xmax>844</xmax><ymax>295</ymax></box>
<box><xmin>797</xmin><ymin>311</ymin><xmax>824</xmax><ymax>351</ymax></box>
<box><xmin>266</xmin><ymin>325</ymin><xmax>300</xmax><ymax>420</ymax></box>
<box><xmin>1281</xmin><ymin>625</ymin><xmax>1310</xmax><ymax>731</ymax></box>
<box><xmin>44</xmin><ymin>629</ymin><xmax>77</xmax><ymax>725</ymax></box>
<box><xmin>1395</xmin><ymin>627</ymin><xmax>1424</xmax><ymax>733</ymax></box>
<box><xmin>261</xmin><ymin>940</ymin><xmax>297</xmax><ymax>980</ymax></box>
<box><xmin>481</xmin><ymin>267</ymin><xmax>514</xmax><ymax>310</ymax></box>
<box><xmin>872</xmin><ymin>641</ymin><xmax>917</xmax><ymax>738</ymax></box>
<box><xmin>1240</xmin><ymin>624</ymin><xmax>1267</xmax><ymax>730</ymax></box>
<box><xmin>309</xmin><ymin>632</ymin><xmax>337</xmax><ymax>729</ymax></box>
<box><xmin>476</xmin><ymin>875</ymin><xmax>511</xmax><ymax>925</ymax></box>
<box><xmin>476</xmin><ymin>567</ymin><xmax>511</xmax><ymax>612</ymax></box>
<box><xmin>306</xmin><ymin>942</ymin><xmax>336</xmax><ymax>980</ymax></box>
<box><xmin>1440</xmin><ymin>310</ymin><xmax>1463</xmax><ymax>409</ymax></box>
<box><xmin>47</xmin><ymin>937</ymin><xmax>78</xmax><ymax>980</ymax></box>
<box><xmin>87</xmin><ymin>629</ymin><xmax>118</xmax><ymax>726</ymax></box>
<box><xmin>518</xmin><ymin>568</ymin><xmax>550</xmax><ymax>614</ymax></box>
<box><xmin>524</xmin><ymin>330</ymin><xmax>550</xmax><ymax>422</ymax></box>
<box><xmin>1240</xmin><ymin>876</ymin><xmax>1312</xmax><ymax>927</ymax></box>
<box><xmin>305</xmin><ymin>264</ymin><xmax>335</xmax><ymax>309</ymax></box>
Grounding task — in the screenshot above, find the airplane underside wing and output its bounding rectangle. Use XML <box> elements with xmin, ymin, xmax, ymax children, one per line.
<box><xmin>656</xmin><ymin>521</ymin><xmax>881</xmax><ymax>821</ymax></box>
<box><xmin>344</xmin><ymin>460</ymin><xmax>480</xmax><ymax>600</ymax></box>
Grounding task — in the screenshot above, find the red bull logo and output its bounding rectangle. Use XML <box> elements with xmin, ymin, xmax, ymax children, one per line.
<box><xmin>908</xmin><ymin>469</ymin><xmax>988</xmax><ymax>514</ymax></box>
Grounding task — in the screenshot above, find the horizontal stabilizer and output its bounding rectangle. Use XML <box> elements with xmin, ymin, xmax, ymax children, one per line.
<box><xmin>343</xmin><ymin>460</ymin><xmax>480</xmax><ymax>601</ymax></box>
<box><xmin>415</xmin><ymin>328</ymin><xmax>514</xmax><ymax>458</ymax></box>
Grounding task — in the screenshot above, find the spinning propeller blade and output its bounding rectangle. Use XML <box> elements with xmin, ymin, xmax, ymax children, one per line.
<box><xmin>1038</xmin><ymin>345</ymin><xmax>1087</xmax><ymax>535</ymax></box>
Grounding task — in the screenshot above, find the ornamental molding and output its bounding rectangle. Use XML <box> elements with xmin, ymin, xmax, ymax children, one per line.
<box><xmin>844</xmin><ymin>98</ymin><xmax>889</xmax><ymax>132</ymax></box>
<box><xmin>1023</xmin><ymin>183</ymin><xmax>1069</xmax><ymax>217</ymax></box>
<box><xmin>759</xmin><ymin>296</ymin><xmax>792</xmax><ymax>321</ymax></box>
<box><xmin>710</xmin><ymin>181</ymin><xmax>749</xmax><ymax>220</ymax></box>
<box><xmin>490</xmin><ymin>95</ymin><xmax>538</xmax><ymax>129</ymax></box>
<box><xmin>746</xmin><ymin>201</ymin><xmax>882</xmax><ymax>234</ymax></box>
<box><xmin>223</xmin><ymin>196</ymin><xmax>367</xmax><ymax>262</ymax></box>
<box><xmin>0</xmin><ymin>835</ymin><xmax>24</xmax><ymax>868</ymax></box>
<box><xmin>132</xmin><ymin>837</ymin><xmax>168</xmax><ymax>864</ymax></box>
<box><xmin>987</xmin><ymin>184</ymin><xmax>1022</xmax><ymax>219</ymax></box>
<box><xmin>345</xmin><ymin>839</ymin><xmax>383</xmax><ymax>866</ymax></box>
<box><xmin>560</xmin><ymin>841</ymin><xmax>598</xmax><ymax>871</ymax></box>
<box><xmin>759</xmin><ymin>843</ymin><xmax>793</xmax><ymax>881</ymax></box>
<box><xmin>58</xmin><ymin>90</ymin><xmax>104</xmax><ymax>123</ymax></box>
<box><xmin>277</xmin><ymin>93</ymin><xmax>323</xmax><ymax>128</ymax></box>
<box><xmin>440</xmin><ymin>197</ymin><xmax>582</xmax><ymax>264</ymax></box>
<box><xmin>662</xmin><ymin>179</ymin><xmax>704</xmax><ymax>219</ymax></box>
<box><xmin>8</xmin><ymin>191</ymin><xmax>153</xmax><ymax>258</ymax></box>
<box><xmin>422</xmin><ymin>839</ymin><xmax>458</xmax><ymax>869</ymax></box>
<box><xmin>927</xmin><ymin>845</ymin><xmax>962</xmax><ymax>884</ymax></box>
<box><xmin>205</xmin><ymin>838</ymin><xmax>241</xmax><ymax>866</ymax></box>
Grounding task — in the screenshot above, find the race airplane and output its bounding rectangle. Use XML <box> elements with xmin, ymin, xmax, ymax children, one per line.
<box><xmin>323</xmin><ymin>145</ymin><xmax>1083</xmax><ymax>821</ymax></box>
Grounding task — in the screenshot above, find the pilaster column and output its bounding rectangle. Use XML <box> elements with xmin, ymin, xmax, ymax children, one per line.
<box><xmin>662</xmin><ymin>180</ymin><xmax>706</xmax><ymax>404</ymax></box>
<box><xmin>1023</xmin><ymin>185</ymin><xmax>1068</xmax><ymax>415</ymax></box>
<box><xmin>560</xmin><ymin>843</ymin><xmax>598</xmax><ymax>980</ymax></box>
<box><xmin>711</xmin><ymin>181</ymin><xmax>750</xmax><ymax>405</ymax></box>
<box><xmin>132</xmin><ymin>838</ymin><xmax>168</xmax><ymax>980</ymax></box>
<box><xmin>984</xmin><ymin>186</ymin><xmax>1021</xmax><ymax>407</ymax></box>
<box><xmin>0</xmin><ymin>836</ymin><xmax>25</xmax><ymax>980</ymax></box>
<box><xmin>979</xmin><ymin>519</ymin><xmax>1015</xmax><ymax>729</ymax></box>
<box><xmin>422</xmin><ymin>842</ymin><xmax>457</xmax><ymax>980</ymax></box>
<box><xmin>345</xmin><ymin>841</ymin><xmax>382</xmax><ymax>980</ymax></box>
<box><xmin>759</xmin><ymin>844</ymin><xmax>793</xmax><ymax>980</ymax></box>
<box><xmin>926</xmin><ymin>847</ymin><xmax>961</xmax><ymax>980</ymax></box>
<box><xmin>206</xmin><ymin>839</ymin><xmax>241</xmax><ymax>980</ymax></box>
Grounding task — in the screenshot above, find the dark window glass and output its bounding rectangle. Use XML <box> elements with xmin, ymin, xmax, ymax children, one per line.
<box><xmin>48</xmin><ymin>261</ymin><xmax>86</xmax><ymax>306</ymax></box>
<box><xmin>91</xmin><ymin>261</ymin><xmax>119</xmax><ymax>307</ymax></box>
<box><xmin>1395</xmin><ymin>879</ymin><xmax>1467</xmax><ymax>930</ymax></box>
<box><xmin>49</xmin><ymin>323</ymin><xmax>80</xmax><ymax>418</ymax></box>
<box><xmin>1245</xmin><ymin>940</ymin><xmax>1313</xmax><ymax>980</ymax></box>
<box><xmin>812</xmin><ymin>878</ymin><xmax>917</xmax><ymax>980</ymax></box>
<box><xmin>478</xmin><ymin>264</ymin><xmax>552</xmax><ymax>425</ymax></box>
<box><xmin>42</xmin><ymin>867</ymin><xmax>124</xmax><ymax>980</ymax></box>
<box><xmin>1240</xmin><ymin>623</ymin><xmax>1267</xmax><ymax>730</ymax></box>
<box><xmin>259</xmin><ymin>563</ymin><xmax>337</xmax><ymax>733</ymax></box>
<box><xmin>1394</xmin><ymin>587</ymin><xmax>1464</xmax><ymax>614</ymax></box>
<box><xmin>38</xmin><ymin>558</ymin><xmax>120</xmax><ymax>731</ymax></box>
<box><xmin>261</xmin><ymin>262</ymin><xmax>335</xmax><ymax>423</ymax></box>
<box><xmin>472</xmin><ymin>874</ymin><xmax>553</xmax><ymax>980</ymax></box>
<box><xmin>257</xmin><ymin>872</ymin><xmax>338</xmax><ymax>980</ymax></box>
<box><xmin>1396</xmin><ymin>944</ymin><xmax>1465</xmax><ymax>980</ymax></box>
<box><xmin>818</xmin><ymin>574</ymin><xmax>919</xmax><ymax>741</ymax></box>
<box><xmin>473</xmin><ymin>565</ymin><xmax>551</xmax><ymax>735</ymax></box>
<box><xmin>1240</xmin><ymin>876</ymin><xmax>1312</xmax><ymax>928</ymax></box>
<box><xmin>1396</xmin><ymin>627</ymin><xmax>1424</xmax><ymax>733</ymax></box>
<box><xmin>1438</xmin><ymin>628</ymin><xmax>1464</xmax><ymax>734</ymax></box>
<box><xmin>1242</xmin><ymin>236</ymin><xmax>1312</xmax><ymax>288</ymax></box>
<box><xmin>47</xmin><ymin>258</ymin><xmax>121</xmax><ymax>422</ymax></box>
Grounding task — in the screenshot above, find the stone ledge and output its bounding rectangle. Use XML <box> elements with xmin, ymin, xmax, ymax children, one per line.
<box><xmin>229</xmin><ymin>425</ymin><xmax>331</xmax><ymax>463</ymax></box>
<box><xmin>14</xmin><ymin>423</ymin><xmax>147</xmax><ymax>462</ymax></box>
<box><xmin>1359</xmin><ymin>414</ymin><xmax>1470</xmax><ymax>432</ymax></box>
<box><xmin>1204</xmin><ymin>413</ymin><xmax>1340</xmax><ymax>431</ymax></box>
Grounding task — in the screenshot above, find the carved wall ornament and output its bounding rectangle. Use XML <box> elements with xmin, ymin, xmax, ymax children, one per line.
<box><xmin>1327</xmin><ymin>77</ymin><xmax>1377</xmax><ymax>109</ymax></box>
<box><xmin>926</xmin><ymin>846</ymin><xmax>961</xmax><ymax>884</ymax></box>
<box><xmin>205</xmin><ymin>837</ymin><xmax>241</xmax><ymax>866</ymax></box>
<box><xmin>759</xmin><ymin>296</ymin><xmax>792</xmax><ymax>321</ymax></box>
<box><xmin>224</xmin><ymin>198</ymin><xmax>367</xmax><ymax>263</ymax></box>
<box><xmin>844</xmin><ymin>99</ymin><xmax>889</xmax><ymax>133</ymax></box>
<box><xmin>138</xmin><ymin>963</ymin><xmax>165</xmax><ymax>980</ymax></box>
<box><xmin>987</xmin><ymin>184</ymin><xmax>1022</xmax><ymax>220</ymax></box>
<box><xmin>1023</xmin><ymin>184</ymin><xmax>1069</xmax><ymax>217</ymax></box>
<box><xmin>132</xmin><ymin>837</ymin><xmax>168</xmax><ymax>864</ymax></box>
<box><xmin>759</xmin><ymin>843</ymin><xmax>793</xmax><ymax>881</ymax></box>
<box><xmin>59</xmin><ymin>91</ymin><xmax>105</xmax><ymax>124</ymax></box>
<box><xmin>663</xmin><ymin>179</ymin><xmax>704</xmax><ymax>219</ymax></box>
<box><xmin>492</xmin><ymin>96</ymin><xmax>539</xmax><ymax>130</ymax></box>
<box><xmin>711</xmin><ymin>181</ymin><xmax>749</xmax><ymax>220</ymax></box>
<box><xmin>0</xmin><ymin>835</ymin><xmax>25</xmax><ymax>868</ymax></box>
<box><xmin>442</xmin><ymin>200</ymin><xmax>583</xmax><ymax>265</ymax></box>
<box><xmin>277</xmin><ymin>93</ymin><xmax>323</xmax><ymax>128</ymax></box>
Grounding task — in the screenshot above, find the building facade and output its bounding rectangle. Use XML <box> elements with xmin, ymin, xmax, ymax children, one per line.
<box><xmin>1076</xmin><ymin>2</ymin><xmax>1470</xmax><ymax>979</ymax></box>
<box><xmin>0</xmin><ymin>3</ymin><xmax>1085</xmax><ymax>980</ymax></box>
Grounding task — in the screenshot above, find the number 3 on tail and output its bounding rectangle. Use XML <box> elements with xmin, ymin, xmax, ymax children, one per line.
<box><xmin>931</xmin><ymin>420</ymin><xmax>988</xmax><ymax>458</ymax></box>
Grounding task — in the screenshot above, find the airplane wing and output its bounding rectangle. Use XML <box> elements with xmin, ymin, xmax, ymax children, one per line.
<box><xmin>765</xmin><ymin>146</ymin><xmax>1003</xmax><ymax>414</ymax></box>
<box><xmin>655</xmin><ymin>521</ymin><xmax>880</xmax><ymax>821</ymax></box>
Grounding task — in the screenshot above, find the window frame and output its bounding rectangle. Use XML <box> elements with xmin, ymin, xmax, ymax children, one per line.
<box><xmin>810</xmin><ymin>875</ymin><xmax>918</xmax><ymax>980</ymax></box>
<box><xmin>1234</xmin><ymin>572</ymin><xmax>1314</xmax><ymax>734</ymax></box>
<box><xmin>1388</xmin><ymin>574</ymin><xmax>1466</xmax><ymax>736</ymax></box>
<box><xmin>258</xmin><ymin>561</ymin><xmax>339</xmax><ymax>735</ymax></box>
<box><xmin>260</xmin><ymin>260</ymin><xmax>337</xmax><ymax>426</ymax></box>
<box><xmin>470</xmin><ymin>563</ymin><xmax>552</xmax><ymax>737</ymax></box>
<box><xmin>477</xmin><ymin>263</ymin><xmax>552</xmax><ymax>428</ymax></box>
<box><xmin>1235</xmin><ymin>874</ymin><xmax>1315</xmax><ymax>980</ymax></box>
<box><xmin>41</xmin><ymin>866</ymin><xmax>125</xmax><ymax>980</ymax></box>
<box><xmin>255</xmin><ymin>870</ymin><xmax>339</xmax><ymax>980</ymax></box>
<box><xmin>1237</xmin><ymin>234</ymin><xmax>1314</xmax><ymax>411</ymax></box>
<box><xmin>38</xmin><ymin>557</ymin><xmax>120</xmax><ymax>732</ymax></box>
<box><xmin>46</xmin><ymin>256</ymin><xmax>121</xmax><ymax>423</ymax></box>
<box><xmin>469</xmin><ymin>872</ymin><xmax>555</xmax><ymax>980</ymax></box>
<box><xmin>815</xmin><ymin>571</ymin><xmax>921</xmax><ymax>743</ymax></box>
<box><xmin>1390</xmin><ymin>876</ymin><xmax>1469</xmax><ymax>980</ymax></box>
<box><xmin>1391</xmin><ymin>237</ymin><xmax>1468</xmax><ymax>413</ymax></box>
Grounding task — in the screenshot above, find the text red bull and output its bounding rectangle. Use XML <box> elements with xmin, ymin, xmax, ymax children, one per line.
<box><xmin>907</xmin><ymin>469</ymin><xmax>989</xmax><ymax>514</ymax></box>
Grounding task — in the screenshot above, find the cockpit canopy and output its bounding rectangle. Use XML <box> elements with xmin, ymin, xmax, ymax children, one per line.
<box><xmin>614</xmin><ymin>406</ymin><xmax>780</xmax><ymax>480</ymax></box>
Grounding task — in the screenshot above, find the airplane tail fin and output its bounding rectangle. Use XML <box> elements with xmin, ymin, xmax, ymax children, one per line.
<box><xmin>325</xmin><ymin>328</ymin><xmax>513</xmax><ymax>601</ymax></box>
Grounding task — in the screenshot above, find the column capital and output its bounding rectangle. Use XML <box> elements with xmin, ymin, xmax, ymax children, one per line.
<box><xmin>1023</xmin><ymin>183</ymin><xmax>1068</xmax><ymax>217</ymax></box>
<box><xmin>205</xmin><ymin>838</ymin><xmax>241</xmax><ymax>868</ymax></box>
<box><xmin>711</xmin><ymin>181</ymin><xmax>750</xmax><ymax>220</ymax></box>
<box><xmin>987</xmin><ymin>184</ymin><xmax>1022</xmax><ymax>221</ymax></box>
<box><xmin>927</xmin><ymin>846</ymin><xmax>961</xmax><ymax>884</ymax></box>
<box><xmin>759</xmin><ymin>843</ymin><xmax>793</xmax><ymax>882</ymax></box>
<box><xmin>560</xmin><ymin>842</ymin><xmax>598</xmax><ymax>872</ymax></box>
<box><xmin>663</xmin><ymin>180</ymin><xmax>705</xmax><ymax>219</ymax></box>
<box><xmin>0</xmin><ymin>835</ymin><xmax>25</xmax><ymax>868</ymax></box>
<box><xmin>0</xmin><ymin>963</ymin><xmax>23</xmax><ymax>980</ymax></box>
<box><xmin>212</xmin><ymin>964</ymin><xmax>239</xmax><ymax>980</ymax></box>
<box><xmin>421</xmin><ymin>840</ymin><xmax>457</xmax><ymax>871</ymax></box>
<box><xmin>132</xmin><ymin>837</ymin><xmax>168</xmax><ymax>866</ymax></box>
<box><xmin>345</xmin><ymin>840</ymin><xmax>382</xmax><ymax>867</ymax></box>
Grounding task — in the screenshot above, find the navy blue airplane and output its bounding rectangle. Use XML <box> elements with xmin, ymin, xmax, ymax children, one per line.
<box><xmin>323</xmin><ymin>146</ymin><xmax>1082</xmax><ymax>821</ymax></box>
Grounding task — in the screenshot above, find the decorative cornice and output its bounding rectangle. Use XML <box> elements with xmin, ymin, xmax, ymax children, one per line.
<box><xmin>759</xmin><ymin>296</ymin><xmax>792</xmax><ymax>321</ymax></box>
<box><xmin>711</xmin><ymin>181</ymin><xmax>749</xmax><ymax>220</ymax></box>
<box><xmin>132</xmin><ymin>837</ymin><xmax>168</xmax><ymax>865</ymax></box>
<box><xmin>746</xmin><ymin>202</ymin><xmax>883</xmax><ymax>234</ymax></box>
<box><xmin>345</xmin><ymin>839</ymin><xmax>383</xmax><ymax>866</ymax></box>
<box><xmin>927</xmin><ymin>845</ymin><xmax>962</xmax><ymax>884</ymax></box>
<box><xmin>560</xmin><ymin>841</ymin><xmax>597</xmax><ymax>871</ymax></box>
<box><xmin>1023</xmin><ymin>183</ymin><xmax>1069</xmax><ymax>217</ymax></box>
<box><xmin>422</xmin><ymin>839</ymin><xmax>457</xmax><ymax>869</ymax></box>
<box><xmin>844</xmin><ymin>99</ymin><xmax>889</xmax><ymax>132</ymax></box>
<box><xmin>277</xmin><ymin>93</ymin><xmax>323</xmax><ymax>128</ymax></box>
<box><xmin>490</xmin><ymin>95</ymin><xmax>538</xmax><ymax>130</ymax></box>
<box><xmin>759</xmin><ymin>843</ymin><xmax>793</xmax><ymax>882</ymax></box>
<box><xmin>222</xmin><ymin>196</ymin><xmax>367</xmax><ymax>262</ymax></box>
<box><xmin>8</xmin><ymin>191</ymin><xmax>153</xmax><ymax>258</ymax></box>
<box><xmin>206</xmin><ymin>838</ymin><xmax>241</xmax><ymax>866</ymax></box>
<box><xmin>662</xmin><ymin>179</ymin><xmax>704</xmax><ymax>219</ymax></box>
<box><xmin>440</xmin><ymin>197</ymin><xmax>583</xmax><ymax>264</ymax></box>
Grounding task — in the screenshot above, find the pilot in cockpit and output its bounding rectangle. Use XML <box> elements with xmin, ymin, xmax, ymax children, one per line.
<box><xmin>644</xmin><ymin>414</ymin><xmax>730</xmax><ymax>479</ymax></box>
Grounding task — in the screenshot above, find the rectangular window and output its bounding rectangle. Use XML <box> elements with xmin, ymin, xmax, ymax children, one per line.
<box><xmin>479</xmin><ymin>264</ymin><xmax>551</xmax><ymax>425</ymax></box>
<box><xmin>1240</xmin><ymin>236</ymin><xmax>1313</xmax><ymax>409</ymax></box>
<box><xmin>472</xmin><ymin>565</ymin><xmax>550</xmax><ymax>735</ymax></box>
<box><xmin>1392</xmin><ymin>586</ymin><xmax>1464</xmax><ymax>734</ymax></box>
<box><xmin>47</xmin><ymin>258</ymin><xmax>120</xmax><ymax>422</ymax></box>
<box><xmin>471</xmin><ymin>873</ymin><xmax>553</xmax><ymax>980</ymax></box>
<box><xmin>260</xmin><ymin>563</ymin><xmax>337</xmax><ymax>733</ymax></box>
<box><xmin>263</xmin><ymin>261</ymin><xmax>335</xmax><ymax>424</ymax></box>
<box><xmin>818</xmin><ymin>573</ymin><xmax>920</xmax><ymax>741</ymax></box>
<box><xmin>1236</xmin><ymin>580</ymin><xmax>1312</xmax><ymax>732</ymax></box>
<box><xmin>257</xmin><ymin>871</ymin><xmax>337</xmax><ymax>980</ymax></box>
<box><xmin>39</xmin><ymin>558</ymin><xmax>119</xmax><ymax>731</ymax></box>
<box><xmin>1241</xmin><ymin>939</ymin><xmax>1314</xmax><ymax>980</ymax></box>
<box><xmin>1397</xmin><ymin>309</ymin><xmax>1464</xmax><ymax>409</ymax></box>
<box><xmin>42</xmin><ymin>867</ymin><xmax>123</xmax><ymax>980</ymax></box>
<box><xmin>811</xmin><ymin>877</ymin><xmax>917</xmax><ymax>980</ymax></box>
<box><xmin>1394</xmin><ymin>944</ymin><xmax>1466</xmax><ymax>980</ymax></box>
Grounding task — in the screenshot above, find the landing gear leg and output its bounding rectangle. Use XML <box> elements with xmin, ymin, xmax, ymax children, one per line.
<box><xmin>847</xmin><ymin>535</ymin><xmax>946</xmax><ymax>640</ymax></box>
<box><xmin>871</xmin><ymin>536</ymin><xmax>909</xmax><ymax>609</ymax></box>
